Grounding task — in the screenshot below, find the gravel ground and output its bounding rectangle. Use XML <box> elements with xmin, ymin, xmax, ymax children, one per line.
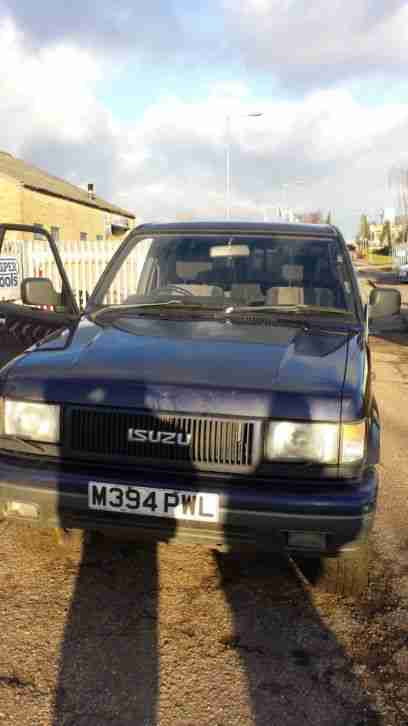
<box><xmin>1</xmin><ymin>271</ymin><xmax>408</xmax><ymax>726</ymax></box>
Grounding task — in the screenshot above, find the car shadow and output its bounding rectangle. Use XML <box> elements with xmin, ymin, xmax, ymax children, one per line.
<box><xmin>214</xmin><ymin>550</ymin><xmax>383</xmax><ymax>726</ymax></box>
<box><xmin>52</xmin><ymin>535</ymin><xmax>384</xmax><ymax>725</ymax></box>
<box><xmin>52</xmin><ymin>536</ymin><xmax>160</xmax><ymax>726</ymax></box>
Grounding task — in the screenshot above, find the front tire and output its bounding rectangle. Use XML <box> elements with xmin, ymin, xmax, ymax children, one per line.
<box><xmin>317</xmin><ymin>541</ymin><xmax>370</xmax><ymax>597</ymax></box>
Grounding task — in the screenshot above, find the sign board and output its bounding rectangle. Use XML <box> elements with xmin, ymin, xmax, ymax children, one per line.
<box><xmin>0</xmin><ymin>256</ymin><xmax>20</xmax><ymax>300</ymax></box>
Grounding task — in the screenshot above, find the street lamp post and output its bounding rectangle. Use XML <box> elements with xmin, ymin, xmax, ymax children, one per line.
<box><xmin>226</xmin><ymin>115</ymin><xmax>231</xmax><ymax>221</ymax></box>
<box><xmin>225</xmin><ymin>112</ymin><xmax>263</xmax><ymax>220</ymax></box>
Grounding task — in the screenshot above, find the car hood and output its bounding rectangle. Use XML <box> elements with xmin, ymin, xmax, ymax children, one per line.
<box><xmin>2</xmin><ymin>315</ymin><xmax>362</xmax><ymax>421</ymax></box>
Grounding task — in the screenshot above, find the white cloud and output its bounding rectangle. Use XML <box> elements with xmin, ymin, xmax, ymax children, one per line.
<box><xmin>0</xmin><ymin>18</ymin><xmax>124</xmax><ymax>195</ymax></box>
<box><xmin>0</xmin><ymin>19</ymin><xmax>107</xmax><ymax>145</ymax></box>
<box><xmin>222</xmin><ymin>0</ymin><xmax>408</xmax><ymax>88</ymax></box>
<box><xmin>1</xmin><ymin>17</ymin><xmax>408</xmax><ymax>237</ymax></box>
<box><xmin>2</xmin><ymin>0</ymin><xmax>408</xmax><ymax>93</ymax></box>
<box><xmin>116</xmin><ymin>88</ymin><xmax>408</xmax><ymax>235</ymax></box>
<box><xmin>0</xmin><ymin>0</ymin><xmax>184</xmax><ymax>56</ymax></box>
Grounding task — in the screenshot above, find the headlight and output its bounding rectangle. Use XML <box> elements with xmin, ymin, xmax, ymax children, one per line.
<box><xmin>265</xmin><ymin>421</ymin><xmax>339</xmax><ymax>464</ymax></box>
<box><xmin>4</xmin><ymin>399</ymin><xmax>60</xmax><ymax>443</ymax></box>
<box><xmin>265</xmin><ymin>420</ymin><xmax>366</xmax><ymax>465</ymax></box>
<box><xmin>340</xmin><ymin>421</ymin><xmax>366</xmax><ymax>463</ymax></box>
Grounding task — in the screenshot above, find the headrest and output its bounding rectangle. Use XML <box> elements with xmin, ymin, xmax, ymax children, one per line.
<box><xmin>282</xmin><ymin>264</ymin><xmax>303</xmax><ymax>283</ymax></box>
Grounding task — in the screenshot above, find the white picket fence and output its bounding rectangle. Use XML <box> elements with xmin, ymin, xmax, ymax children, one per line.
<box><xmin>392</xmin><ymin>243</ymin><xmax>408</xmax><ymax>269</ymax></box>
<box><xmin>1</xmin><ymin>238</ymin><xmax>151</xmax><ymax>308</ymax></box>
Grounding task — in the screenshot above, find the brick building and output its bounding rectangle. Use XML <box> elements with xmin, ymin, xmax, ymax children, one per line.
<box><xmin>0</xmin><ymin>150</ymin><xmax>136</xmax><ymax>241</ymax></box>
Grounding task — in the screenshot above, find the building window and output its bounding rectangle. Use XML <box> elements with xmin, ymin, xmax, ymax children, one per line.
<box><xmin>51</xmin><ymin>226</ymin><xmax>60</xmax><ymax>242</ymax></box>
<box><xmin>80</xmin><ymin>232</ymin><xmax>87</xmax><ymax>241</ymax></box>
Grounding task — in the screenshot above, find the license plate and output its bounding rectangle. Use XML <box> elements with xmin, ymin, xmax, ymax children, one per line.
<box><xmin>88</xmin><ymin>482</ymin><xmax>219</xmax><ymax>523</ymax></box>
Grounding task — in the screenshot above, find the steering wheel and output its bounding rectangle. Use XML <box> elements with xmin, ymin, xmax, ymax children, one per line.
<box><xmin>152</xmin><ymin>285</ymin><xmax>193</xmax><ymax>297</ymax></box>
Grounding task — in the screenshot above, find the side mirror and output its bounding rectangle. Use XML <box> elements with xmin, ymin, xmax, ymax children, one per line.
<box><xmin>21</xmin><ymin>277</ymin><xmax>60</xmax><ymax>307</ymax></box>
<box><xmin>368</xmin><ymin>287</ymin><xmax>401</xmax><ymax>320</ymax></box>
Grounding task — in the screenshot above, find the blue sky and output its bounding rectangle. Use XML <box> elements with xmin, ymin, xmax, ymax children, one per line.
<box><xmin>1</xmin><ymin>0</ymin><xmax>408</xmax><ymax>237</ymax></box>
<box><xmin>97</xmin><ymin>66</ymin><xmax>284</xmax><ymax>121</ymax></box>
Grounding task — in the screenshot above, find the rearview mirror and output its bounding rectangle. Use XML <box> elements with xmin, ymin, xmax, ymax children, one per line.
<box><xmin>210</xmin><ymin>244</ymin><xmax>250</xmax><ymax>258</ymax></box>
<box><xmin>368</xmin><ymin>287</ymin><xmax>401</xmax><ymax>320</ymax></box>
<box><xmin>21</xmin><ymin>277</ymin><xmax>61</xmax><ymax>307</ymax></box>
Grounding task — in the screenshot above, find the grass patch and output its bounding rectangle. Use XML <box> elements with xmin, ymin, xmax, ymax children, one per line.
<box><xmin>362</xmin><ymin>252</ymin><xmax>393</xmax><ymax>267</ymax></box>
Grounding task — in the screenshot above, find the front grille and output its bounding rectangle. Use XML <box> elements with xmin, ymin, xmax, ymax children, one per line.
<box><xmin>66</xmin><ymin>407</ymin><xmax>259</xmax><ymax>472</ymax></box>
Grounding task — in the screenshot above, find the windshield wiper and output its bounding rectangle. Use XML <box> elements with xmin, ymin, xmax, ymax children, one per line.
<box><xmin>90</xmin><ymin>300</ymin><xmax>223</xmax><ymax>320</ymax></box>
<box><xmin>90</xmin><ymin>302</ymin><xmax>354</xmax><ymax>327</ymax></box>
<box><xmin>224</xmin><ymin>304</ymin><xmax>353</xmax><ymax>316</ymax></box>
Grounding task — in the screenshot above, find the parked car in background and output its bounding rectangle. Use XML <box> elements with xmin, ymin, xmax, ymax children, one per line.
<box><xmin>398</xmin><ymin>264</ymin><xmax>408</xmax><ymax>281</ymax></box>
<box><xmin>392</xmin><ymin>245</ymin><xmax>408</xmax><ymax>281</ymax></box>
<box><xmin>0</xmin><ymin>221</ymin><xmax>402</xmax><ymax>597</ymax></box>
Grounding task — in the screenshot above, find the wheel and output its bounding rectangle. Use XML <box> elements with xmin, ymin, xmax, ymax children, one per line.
<box><xmin>294</xmin><ymin>540</ymin><xmax>370</xmax><ymax>597</ymax></box>
<box><xmin>317</xmin><ymin>541</ymin><xmax>370</xmax><ymax>597</ymax></box>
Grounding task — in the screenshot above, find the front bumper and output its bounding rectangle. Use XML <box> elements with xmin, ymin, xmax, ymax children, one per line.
<box><xmin>0</xmin><ymin>456</ymin><xmax>378</xmax><ymax>555</ymax></box>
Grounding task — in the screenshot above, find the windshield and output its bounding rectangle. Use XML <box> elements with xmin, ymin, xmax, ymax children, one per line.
<box><xmin>91</xmin><ymin>234</ymin><xmax>357</xmax><ymax>315</ymax></box>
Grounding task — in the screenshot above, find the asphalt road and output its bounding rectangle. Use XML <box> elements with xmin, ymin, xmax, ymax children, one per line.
<box><xmin>1</xmin><ymin>272</ymin><xmax>408</xmax><ymax>726</ymax></box>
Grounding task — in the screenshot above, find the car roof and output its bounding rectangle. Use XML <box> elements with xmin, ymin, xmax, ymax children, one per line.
<box><xmin>132</xmin><ymin>221</ymin><xmax>339</xmax><ymax>238</ymax></box>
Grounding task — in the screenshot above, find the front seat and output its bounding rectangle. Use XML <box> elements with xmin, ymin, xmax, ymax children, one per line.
<box><xmin>266</xmin><ymin>286</ymin><xmax>304</xmax><ymax>305</ymax></box>
<box><xmin>164</xmin><ymin>284</ymin><xmax>224</xmax><ymax>297</ymax></box>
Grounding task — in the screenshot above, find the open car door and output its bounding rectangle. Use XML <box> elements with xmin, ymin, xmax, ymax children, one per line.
<box><xmin>0</xmin><ymin>224</ymin><xmax>80</xmax><ymax>369</ymax></box>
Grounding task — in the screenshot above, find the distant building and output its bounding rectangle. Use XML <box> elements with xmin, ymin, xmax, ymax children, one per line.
<box><xmin>0</xmin><ymin>150</ymin><xmax>136</xmax><ymax>241</ymax></box>
<box><xmin>368</xmin><ymin>220</ymin><xmax>405</xmax><ymax>246</ymax></box>
<box><xmin>264</xmin><ymin>206</ymin><xmax>294</xmax><ymax>222</ymax></box>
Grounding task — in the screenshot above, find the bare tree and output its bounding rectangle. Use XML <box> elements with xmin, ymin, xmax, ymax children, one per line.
<box><xmin>358</xmin><ymin>214</ymin><xmax>370</xmax><ymax>242</ymax></box>
<box><xmin>388</xmin><ymin>166</ymin><xmax>408</xmax><ymax>243</ymax></box>
<box><xmin>380</xmin><ymin>220</ymin><xmax>392</xmax><ymax>251</ymax></box>
<box><xmin>388</xmin><ymin>166</ymin><xmax>408</xmax><ymax>219</ymax></box>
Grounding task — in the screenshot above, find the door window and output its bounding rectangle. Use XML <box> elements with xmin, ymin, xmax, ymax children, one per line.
<box><xmin>0</xmin><ymin>229</ymin><xmax>63</xmax><ymax>309</ymax></box>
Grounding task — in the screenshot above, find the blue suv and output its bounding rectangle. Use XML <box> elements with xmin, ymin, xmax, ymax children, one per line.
<box><xmin>0</xmin><ymin>222</ymin><xmax>401</xmax><ymax>596</ymax></box>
